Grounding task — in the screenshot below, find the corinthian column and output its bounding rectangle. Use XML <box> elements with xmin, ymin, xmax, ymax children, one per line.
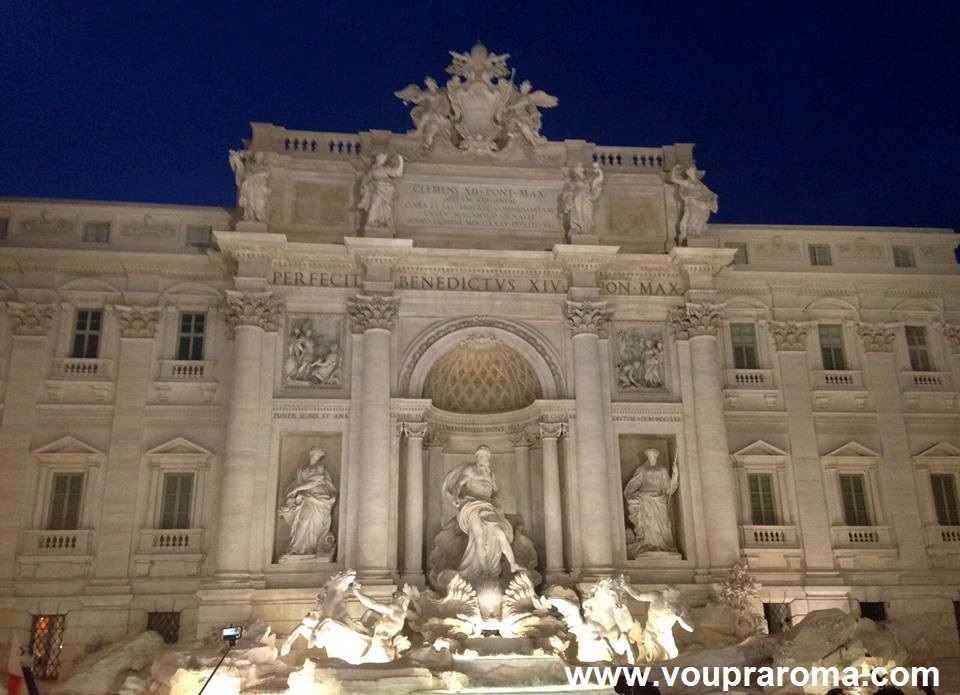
<box><xmin>564</xmin><ymin>300</ymin><xmax>615</xmax><ymax>574</ymax></box>
<box><xmin>216</xmin><ymin>291</ymin><xmax>281</xmax><ymax>581</ymax></box>
<box><xmin>539</xmin><ymin>421</ymin><xmax>566</xmax><ymax>578</ymax></box>
<box><xmin>401</xmin><ymin>421</ymin><xmax>427</xmax><ymax>584</ymax></box>
<box><xmin>669</xmin><ymin>303</ymin><xmax>739</xmax><ymax>569</ymax></box>
<box><xmin>348</xmin><ymin>294</ymin><xmax>399</xmax><ymax>580</ymax></box>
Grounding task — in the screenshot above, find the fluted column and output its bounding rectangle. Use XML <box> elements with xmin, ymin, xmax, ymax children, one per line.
<box><xmin>857</xmin><ymin>322</ymin><xmax>928</xmax><ymax>570</ymax></box>
<box><xmin>539</xmin><ymin>422</ymin><xmax>566</xmax><ymax>577</ymax></box>
<box><xmin>401</xmin><ymin>421</ymin><xmax>427</xmax><ymax>583</ymax></box>
<box><xmin>511</xmin><ymin>430</ymin><xmax>533</xmax><ymax>532</ymax></box>
<box><xmin>348</xmin><ymin>294</ymin><xmax>399</xmax><ymax>579</ymax></box>
<box><xmin>670</xmin><ymin>303</ymin><xmax>739</xmax><ymax>569</ymax></box>
<box><xmin>95</xmin><ymin>306</ymin><xmax>161</xmax><ymax>580</ymax></box>
<box><xmin>216</xmin><ymin>291</ymin><xmax>281</xmax><ymax>580</ymax></box>
<box><xmin>0</xmin><ymin>303</ymin><xmax>55</xmax><ymax>585</ymax></box>
<box><xmin>564</xmin><ymin>300</ymin><xmax>615</xmax><ymax>573</ymax></box>
<box><xmin>769</xmin><ymin>321</ymin><xmax>836</xmax><ymax>574</ymax></box>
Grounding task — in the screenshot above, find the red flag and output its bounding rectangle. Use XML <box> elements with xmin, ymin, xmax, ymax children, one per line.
<box><xmin>6</xmin><ymin>635</ymin><xmax>23</xmax><ymax>695</ymax></box>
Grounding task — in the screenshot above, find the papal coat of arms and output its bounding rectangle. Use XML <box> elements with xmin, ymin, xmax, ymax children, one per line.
<box><xmin>395</xmin><ymin>43</ymin><xmax>557</xmax><ymax>154</ymax></box>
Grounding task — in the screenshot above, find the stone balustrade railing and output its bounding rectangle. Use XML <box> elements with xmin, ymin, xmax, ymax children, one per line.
<box><xmin>137</xmin><ymin>528</ymin><xmax>204</xmax><ymax>553</ymax></box>
<box><xmin>740</xmin><ymin>524</ymin><xmax>799</xmax><ymax>547</ymax></box>
<box><xmin>724</xmin><ymin>368</ymin><xmax>775</xmax><ymax>389</ymax></box>
<box><xmin>53</xmin><ymin>358</ymin><xmax>114</xmax><ymax>380</ymax></box>
<box><xmin>158</xmin><ymin>360</ymin><xmax>216</xmax><ymax>380</ymax></box>
<box><xmin>830</xmin><ymin>525</ymin><xmax>893</xmax><ymax>548</ymax></box>
<box><xmin>812</xmin><ymin>370</ymin><xmax>864</xmax><ymax>390</ymax></box>
<box><xmin>21</xmin><ymin>529</ymin><xmax>94</xmax><ymax>556</ymax></box>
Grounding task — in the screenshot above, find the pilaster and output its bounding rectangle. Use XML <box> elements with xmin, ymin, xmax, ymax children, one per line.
<box><xmin>769</xmin><ymin>320</ymin><xmax>838</xmax><ymax>577</ymax></box>
<box><xmin>401</xmin><ymin>421</ymin><xmax>427</xmax><ymax>585</ymax></box>
<box><xmin>857</xmin><ymin>322</ymin><xmax>929</xmax><ymax>571</ymax></box>
<box><xmin>0</xmin><ymin>302</ymin><xmax>56</xmax><ymax>585</ymax></box>
<box><xmin>539</xmin><ymin>422</ymin><xmax>566</xmax><ymax>579</ymax></box>
<box><xmin>669</xmin><ymin>303</ymin><xmax>739</xmax><ymax>570</ymax></box>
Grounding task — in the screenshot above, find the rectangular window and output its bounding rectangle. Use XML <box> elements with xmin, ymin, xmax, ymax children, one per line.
<box><xmin>47</xmin><ymin>473</ymin><xmax>84</xmax><ymax>530</ymax></box>
<box><xmin>839</xmin><ymin>473</ymin><xmax>871</xmax><ymax>526</ymax></box>
<box><xmin>748</xmin><ymin>472</ymin><xmax>777</xmax><ymax>525</ymax></box>
<box><xmin>81</xmin><ymin>222</ymin><xmax>111</xmax><ymax>243</ymax></box>
<box><xmin>730</xmin><ymin>323</ymin><xmax>759</xmax><ymax>369</ymax></box>
<box><xmin>176</xmin><ymin>312</ymin><xmax>206</xmax><ymax>361</ymax></box>
<box><xmin>763</xmin><ymin>602</ymin><xmax>791</xmax><ymax>634</ymax></box>
<box><xmin>71</xmin><ymin>309</ymin><xmax>102</xmax><ymax>358</ymax></box>
<box><xmin>892</xmin><ymin>245</ymin><xmax>915</xmax><ymax>268</ymax></box>
<box><xmin>147</xmin><ymin>611</ymin><xmax>181</xmax><ymax>644</ymax></box>
<box><xmin>818</xmin><ymin>324</ymin><xmax>847</xmax><ymax>371</ymax></box>
<box><xmin>931</xmin><ymin>474</ymin><xmax>960</xmax><ymax>526</ymax></box>
<box><xmin>808</xmin><ymin>244</ymin><xmax>832</xmax><ymax>266</ymax></box>
<box><xmin>31</xmin><ymin>614</ymin><xmax>66</xmax><ymax>680</ymax></box>
<box><xmin>185</xmin><ymin>225</ymin><xmax>212</xmax><ymax>249</ymax></box>
<box><xmin>159</xmin><ymin>472</ymin><xmax>194</xmax><ymax>529</ymax></box>
<box><xmin>725</xmin><ymin>242</ymin><xmax>749</xmax><ymax>265</ymax></box>
<box><xmin>905</xmin><ymin>325</ymin><xmax>932</xmax><ymax>372</ymax></box>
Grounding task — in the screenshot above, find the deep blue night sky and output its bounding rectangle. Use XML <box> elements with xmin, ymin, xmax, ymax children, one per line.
<box><xmin>1</xmin><ymin>1</ymin><xmax>957</xmax><ymax>230</ymax></box>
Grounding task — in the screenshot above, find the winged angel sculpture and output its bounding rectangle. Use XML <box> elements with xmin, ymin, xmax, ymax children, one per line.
<box><xmin>395</xmin><ymin>43</ymin><xmax>557</xmax><ymax>153</ymax></box>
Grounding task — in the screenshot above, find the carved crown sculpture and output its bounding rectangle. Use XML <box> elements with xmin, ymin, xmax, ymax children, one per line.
<box><xmin>395</xmin><ymin>42</ymin><xmax>557</xmax><ymax>155</ymax></box>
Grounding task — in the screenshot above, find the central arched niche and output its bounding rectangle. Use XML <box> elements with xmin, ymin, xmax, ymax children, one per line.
<box><xmin>422</xmin><ymin>337</ymin><xmax>542</xmax><ymax>414</ymax></box>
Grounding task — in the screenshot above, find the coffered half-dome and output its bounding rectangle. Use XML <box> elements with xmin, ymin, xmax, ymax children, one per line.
<box><xmin>422</xmin><ymin>337</ymin><xmax>542</xmax><ymax>414</ymax></box>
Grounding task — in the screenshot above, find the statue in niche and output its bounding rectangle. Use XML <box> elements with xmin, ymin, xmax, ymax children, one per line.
<box><xmin>358</xmin><ymin>153</ymin><xmax>404</xmax><ymax>231</ymax></box>
<box><xmin>670</xmin><ymin>164</ymin><xmax>718</xmax><ymax>246</ymax></box>
<box><xmin>617</xmin><ymin>328</ymin><xmax>664</xmax><ymax>390</ymax></box>
<box><xmin>428</xmin><ymin>445</ymin><xmax>539</xmax><ymax>590</ymax></box>
<box><xmin>278</xmin><ymin>447</ymin><xmax>337</xmax><ymax>560</ymax></box>
<box><xmin>624</xmin><ymin>448</ymin><xmax>679</xmax><ymax>557</ymax></box>
<box><xmin>394</xmin><ymin>77</ymin><xmax>452</xmax><ymax>150</ymax></box>
<box><xmin>228</xmin><ymin>150</ymin><xmax>270</xmax><ymax>222</ymax></box>
<box><xmin>560</xmin><ymin>162</ymin><xmax>604</xmax><ymax>239</ymax></box>
<box><xmin>284</xmin><ymin>317</ymin><xmax>342</xmax><ymax>387</ymax></box>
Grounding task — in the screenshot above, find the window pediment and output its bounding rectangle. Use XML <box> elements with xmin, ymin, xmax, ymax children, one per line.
<box><xmin>146</xmin><ymin>437</ymin><xmax>213</xmax><ymax>468</ymax></box>
<box><xmin>823</xmin><ymin>441</ymin><xmax>880</xmax><ymax>469</ymax></box>
<box><xmin>731</xmin><ymin>440</ymin><xmax>789</xmax><ymax>468</ymax></box>
<box><xmin>914</xmin><ymin>442</ymin><xmax>960</xmax><ymax>471</ymax></box>
<box><xmin>33</xmin><ymin>436</ymin><xmax>104</xmax><ymax>466</ymax></box>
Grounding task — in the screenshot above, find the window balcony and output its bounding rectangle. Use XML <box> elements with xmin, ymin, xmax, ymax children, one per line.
<box><xmin>158</xmin><ymin>360</ymin><xmax>215</xmax><ymax>380</ymax></box>
<box><xmin>899</xmin><ymin>371</ymin><xmax>952</xmax><ymax>391</ymax></box>
<box><xmin>20</xmin><ymin>529</ymin><xmax>93</xmax><ymax>556</ymax></box>
<box><xmin>830</xmin><ymin>525</ymin><xmax>893</xmax><ymax>548</ymax></box>
<box><xmin>812</xmin><ymin>370</ymin><xmax>864</xmax><ymax>389</ymax></box>
<box><xmin>52</xmin><ymin>358</ymin><xmax>113</xmax><ymax>380</ymax></box>
<box><xmin>925</xmin><ymin>525</ymin><xmax>960</xmax><ymax>548</ymax></box>
<box><xmin>724</xmin><ymin>369</ymin><xmax>775</xmax><ymax>389</ymax></box>
<box><xmin>740</xmin><ymin>524</ymin><xmax>799</xmax><ymax>548</ymax></box>
<box><xmin>137</xmin><ymin>528</ymin><xmax>204</xmax><ymax>553</ymax></box>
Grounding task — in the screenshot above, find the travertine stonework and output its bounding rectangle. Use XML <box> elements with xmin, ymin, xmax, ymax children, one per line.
<box><xmin>0</xmin><ymin>41</ymin><xmax>958</xmax><ymax>684</ymax></box>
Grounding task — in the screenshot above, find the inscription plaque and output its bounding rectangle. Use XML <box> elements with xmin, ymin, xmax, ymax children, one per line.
<box><xmin>396</xmin><ymin>181</ymin><xmax>560</xmax><ymax>232</ymax></box>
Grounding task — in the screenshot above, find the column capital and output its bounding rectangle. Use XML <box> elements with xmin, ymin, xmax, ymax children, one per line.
<box><xmin>5</xmin><ymin>301</ymin><xmax>55</xmax><ymax>336</ymax></box>
<box><xmin>856</xmin><ymin>322</ymin><xmax>898</xmax><ymax>353</ymax></box>
<box><xmin>768</xmin><ymin>320</ymin><xmax>809</xmax><ymax>352</ymax></box>
<box><xmin>668</xmin><ymin>302</ymin><xmax>722</xmax><ymax>340</ymax></box>
<box><xmin>348</xmin><ymin>294</ymin><xmax>399</xmax><ymax>333</ymax></box>
<box><xmin>943</xmin><ymin>323</ymin><xmax>960</xmax><ymax>354</ymax></box>
<box><xmin>539</xmin><ymin>421</ymin><xmax>567</xmax><ymax>439</ymax></box>
<box><xmin>401</xmin><ymin>421</ymin><xmax>428</xmax><ymax>439</ymax></box>
<box><xmin>510</xmin><ymin>429</ymin><xmax>537</xmax><ymax>447</ymax></box>
<box><xmin>223</xmin><ymin>290</ymin><xmax>282</xmax><ymax>332</ymax></box>
<box><xmin>564</xmin><ymin>300</ymin><xmax>610</xmax><ymax>336</ymax></box>
<box><xmin>114</xmin><ymin>305</ymin><xmax>162</xmax><ymax>339</ymax></box>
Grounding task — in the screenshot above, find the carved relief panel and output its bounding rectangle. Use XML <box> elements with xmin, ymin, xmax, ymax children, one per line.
<box><xmin>283</xmin><ymin>315</ymin><xmax>344</xmax><ymax>388</ymax></box>
<box><xmin>615</xmin><ymin>325</ymin><xmax>666</xmax><ymax>392</ymax></box>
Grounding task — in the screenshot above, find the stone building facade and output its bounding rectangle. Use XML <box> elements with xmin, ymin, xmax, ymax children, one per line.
<box><xmin>1</xmin><ymin>44</ymin><xmax>959</xmax><ymax>679</ymax></box>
